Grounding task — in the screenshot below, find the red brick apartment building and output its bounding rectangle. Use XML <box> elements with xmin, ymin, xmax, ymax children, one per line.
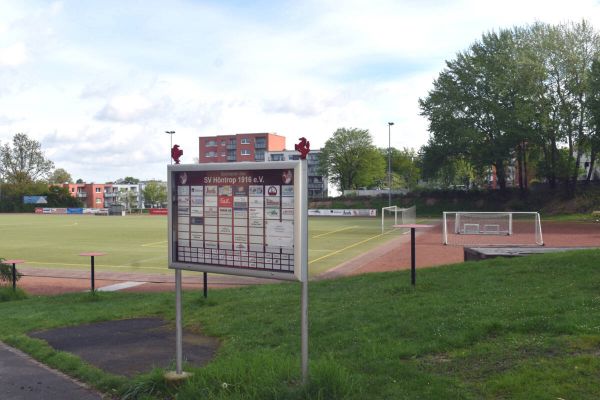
<box><xmin>63</xmin><ymin>183</ymin><xmax>111</xmax><ymax>208</ymax></box>
<box><xmin>198</xmin><ymin>133</ymin><xmax>286</xmax><ymax>163</ymax></box>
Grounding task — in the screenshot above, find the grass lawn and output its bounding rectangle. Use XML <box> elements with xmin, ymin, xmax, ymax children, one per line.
<box><xmin>0</xmin><ymin>214</ymin><xmax>405</xmax><ymax>276</ymax></box>
<box><xmin>2</xmin><ymin>249</ymin><xmax>600</xmax><ymax>399</ymax></box>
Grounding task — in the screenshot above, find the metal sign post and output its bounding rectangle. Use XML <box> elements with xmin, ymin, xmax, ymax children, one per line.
<box><xmin>175</xmin><ymin>269</ymin><xmax>183</xmax><ymax>374</ymax></box>
<box><xmin>298</xmin><ymin>158</ymin><xmax>309</xmax><ymax>383</ymax></box>
<box><xmin>167</xmin><ymin>160</ymin><xmax>309</xmax><ymax>383</ymax></box>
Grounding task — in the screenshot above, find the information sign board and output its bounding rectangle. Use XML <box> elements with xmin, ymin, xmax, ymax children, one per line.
<box><xmin>168</xmin><ymin>161</ymin><xmax>307</xmax><ymax>282</ymax></box>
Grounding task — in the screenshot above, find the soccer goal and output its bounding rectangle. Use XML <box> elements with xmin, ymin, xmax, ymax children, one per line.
<box><xmin>442</xmin><ymin>211</ymin><xmax>543</xmax><ymax>246</ymax></box>
<box><xmin>381</xmin><ymin>205</ymin><xmax>416</xmax><ymax>233</ymax></box>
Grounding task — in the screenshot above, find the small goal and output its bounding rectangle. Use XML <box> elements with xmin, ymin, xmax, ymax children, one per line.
<box><xmin>443</xmin><ymin>211</ymin><xmax>543</xmax><ymax>246</ymax></box>
<box><xmin>381</xmin><ymin>205</ymin><xmax>416</xmax><ymax>233</ymax></box>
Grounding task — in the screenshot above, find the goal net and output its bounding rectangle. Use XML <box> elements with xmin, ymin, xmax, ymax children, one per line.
<box><xmin>443</xmin><ymin>211</ymin><xmax>543</xmax><ymax>246</ymax></box>
<box><xmin>381</xmin><ymin>205</ymin><xmax>416</xmax><ymax>233</ymax></box>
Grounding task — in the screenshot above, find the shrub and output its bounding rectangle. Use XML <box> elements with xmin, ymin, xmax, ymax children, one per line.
<box><xmin>0</xmin><ymin>258</ymin><xmax>22</xmax><ymax>286</ymax></box>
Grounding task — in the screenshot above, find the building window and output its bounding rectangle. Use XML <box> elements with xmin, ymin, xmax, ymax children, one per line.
<box><xmin>241</xmin><ymin>149</ymin><xmax>251</xmax><ymax>156</ymax></box>
<box><xmin>95</xmin><ymin>187</ymin><xmax>101</xmax><ymax>193</ymax></box>
<box><xmin>255</xmin><ymin>137</ymin><xmax>266</xmax><ymax>149</ymax></box>
<box><xmin>289</xmin><ymin>155</ymin><xmax>300</xmax><ymax>160</ymax></box>
<box><xmin>95</xmin><ymin>198</ymin><xmax>102</xmax><ymax>204</ymax></box>
<box><xmin>205</xmin><ymin>151</ymin><xmax>217</xmax><ymax>157</ymax></box>
<box><xmin>221</xmin><ymin>140</ymin><xmax>226</xmax><ymax>146</ymax></box>
<box><xmin>240</xmin><ymin>138</ymin><xmax>250</xmax><ymax>144</ymax></box>
<box><xmin>270</xmin><ymin>154</ymin><xmax>284</xmax><ymax>161</ymax></box>
<box><xmin>206</xmin><ymin>140</ymin><xmax>217</xmax><ymax>147</ymax></box>
<box><xmin>71</xmin><ymin>188</ymin><xmax>75</xmax><ymax>192</ymax></box>
<box><xmin>255</xmin><ymin>150</ymin><xmax>265</xmax><ymax>161</ymax></box>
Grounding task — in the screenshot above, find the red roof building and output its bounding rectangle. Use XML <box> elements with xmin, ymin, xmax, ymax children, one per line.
<box><xmin>62</xmin><ymin>183</ymin><xmax>111</xmax><ymax>208</ymax></box>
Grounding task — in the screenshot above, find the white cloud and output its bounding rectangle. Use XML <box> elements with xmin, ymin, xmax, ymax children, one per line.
<box><xmin>1</xmin><ymin>0</ymin><xmax>600</xmax><ymax>183</ymax></box>
<box><xmin>0</xmin><ymin>42</ymin><xmax>27</xmax><ymax>67</ymax></box>
<box><xmin>95</xmin><ymin>94</ymin><xmax>167</xmax><ymax>123</ymax></box>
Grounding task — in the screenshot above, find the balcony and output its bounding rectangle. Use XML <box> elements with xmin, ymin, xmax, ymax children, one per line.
<box><xmin>104</xmin><ymin>192</ymin><xmax>118</xmax><ymax>198</ymax></box>
<box><xmin>76</xmin><ymin>192</ymin><xmax>87</xmax><ymax>198</ymax></box>
<box><xmin>254</xmin><ymin>143</ymin><xmax>266</xmax><ymax>149</ymax></box>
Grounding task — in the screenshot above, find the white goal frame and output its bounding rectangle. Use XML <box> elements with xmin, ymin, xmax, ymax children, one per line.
<box><xmin>381</xmin><ymin>205</ymin><xmax>416</xmax><ymax>233</ymax></box>
<box><xmin>442</xmin><ymin>211</ymin><xmax>543</xmax><ymax>245</ymax></box>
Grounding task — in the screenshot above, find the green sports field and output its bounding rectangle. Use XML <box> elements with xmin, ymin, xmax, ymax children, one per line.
<box><xmin>0</xmin><ymin>214</ymin><xmax>406</xmax><ymax>277</ymax></box>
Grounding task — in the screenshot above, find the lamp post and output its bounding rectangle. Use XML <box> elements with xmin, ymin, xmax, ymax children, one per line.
<box><xmin>388</xmin><ymin>122</ymin><xmax>394</xmax><ymax>207</ymax></box>
<box><xmin>166</xmin><ymin>130</ymin><xmax>175</xmax><ymax>164</ymax></box>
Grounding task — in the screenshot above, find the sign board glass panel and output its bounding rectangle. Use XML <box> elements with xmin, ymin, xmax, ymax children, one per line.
<box><xmin>168</xmin><ymin>162</ymin><xmax>307</xmax><ymax>282</ymax></box>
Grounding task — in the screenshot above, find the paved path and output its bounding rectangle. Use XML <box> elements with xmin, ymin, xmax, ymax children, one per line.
<box><xmin>0</xmin><ymin>341</ymin><xmax>103</xmax><ymax>400</ymax></box>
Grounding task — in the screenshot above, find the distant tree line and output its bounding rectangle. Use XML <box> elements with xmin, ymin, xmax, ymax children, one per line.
<box><xmin>0</xmin><ymin>133</ymin><xmax>80</xmax><ymax>211</ymax></box>
<box><xmin>419</xmin><ymin>20</ymin><xmax>600</xmax><ymax>193</ymax></box>
<box><xmin>0</xmin><ymin>133</ymin><xmax>167</xmax><ymax>212</ymax></box>
<box><xmin>0</xmin><ymin>183</ymin><xmax>81</xmax><ymax>212</ymax></box>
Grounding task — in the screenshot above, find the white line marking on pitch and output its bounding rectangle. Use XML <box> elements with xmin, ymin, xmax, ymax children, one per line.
<box><xmin>308</xmin><ymin>221</ymin><xmax>432</xmax><ymax>265</ymax></box>
<box><xmin>141</xmin><ymin>240</ymin><xmax>168</xmax><ymax>247</ymax></box>
<box><xmin>97</xmin><ymin>281</ymin><xmax>146</xmax><ymax>292</ymax></box>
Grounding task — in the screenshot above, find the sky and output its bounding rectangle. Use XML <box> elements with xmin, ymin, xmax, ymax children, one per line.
<box><xmin>1</xmin><ymin>0</ymin><xmax>600</xmax><ymax>183</ymax></box>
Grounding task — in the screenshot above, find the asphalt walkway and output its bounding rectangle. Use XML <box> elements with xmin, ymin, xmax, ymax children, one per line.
<box><xmin>0</xmin><ymin>341</ymin><xmax>103</xmax><ymax>400</ymax></box>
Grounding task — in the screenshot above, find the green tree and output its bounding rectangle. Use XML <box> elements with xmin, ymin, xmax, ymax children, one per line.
<box><xmin>419</xmin><ymin>142</ymin><xmax>485</xmax><ymax>188</ymax></box>
<box><xmin>584</xmin><ymin>59</ymin><xmax>600</xmax><ymax>182</ymax></box>
<box><xmin>142</xmin><ymin>181</ymin><xmax>167</xmax><ymax>208</ymax></box>
<box><xmin>118</xmin><ymin>189</ymin><xmax>138</xmax><ymax>211</ymax></box>
<box><xmin>0</xmin><ymin>182</ymin><xmax>81</xmax><ymax>212</ymax></box>
<box><xmin>533</xmin><ymin>22</ymin><xmax>599</xmax><ymax>191</ymax></box>
<box><xmin>388</xmin><ymin>148</ymin><xmax>421</xmax><ymax>190</ymax></box>
<box><xmin>0</xmin><ymin>133</ymin><xmax>55</xmax><ymax>184</ymax></box>
<box><xmin>318</xmin><ymin>128</ymin><xmax>385</xmax><ymax>191</ymax></box>
<box><xmin>120</xmin><ymin>176</ymin><xmax>140</xmax><ymax>184</ymax></box>
<box><xmin>420</xmin><ymin>28</ymin><xmax>537</xmax><ymax>190</ymax></box>
<box><xmin>420</xmin><ymin>21</ymin><xmax>600</xmax><ymax>192</ymax></box>
<box><xmin>48</xmin><ymin>168</ymin><xmax>73</xmax><ymax>184</ymax></box>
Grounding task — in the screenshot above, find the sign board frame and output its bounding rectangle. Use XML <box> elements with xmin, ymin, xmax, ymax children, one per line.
<box><xmin>167</xmin><ymin>161</ymin><xmax>308</xmax><ymax>282</ymax></box>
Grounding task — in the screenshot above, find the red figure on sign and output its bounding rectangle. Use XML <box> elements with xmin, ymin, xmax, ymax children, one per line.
<box><xmin>295</xmin><ymin>137</ymin><xmax>310</xmax><ymax>159</ymax></box>
<box><xmin>171</xmin><ymin>145</ymin><xmax>183</xmax><ymax>164</ymax></box>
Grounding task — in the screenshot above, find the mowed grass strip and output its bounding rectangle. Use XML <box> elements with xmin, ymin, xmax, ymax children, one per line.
<box><xmin>2</xmin><ymin>249</ymin><xmax>600</xmax><ymax>399</ymax></box>
<box><xmin>0</xmin><ymin>214</ymin><xmax>404</xmax><ymax>276</ymax></box>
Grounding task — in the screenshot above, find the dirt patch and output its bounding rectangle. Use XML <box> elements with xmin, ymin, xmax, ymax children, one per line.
<box><xmin>29</xmin><ymin>318</ymin><xmax>219</xmax><ymax>377</ymax></box>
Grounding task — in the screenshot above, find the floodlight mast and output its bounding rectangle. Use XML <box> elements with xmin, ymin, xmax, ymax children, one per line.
<box><xmin>166</xmin><ymin>130</ymin><xmax>175</xmax><ymax>164</ymax></box>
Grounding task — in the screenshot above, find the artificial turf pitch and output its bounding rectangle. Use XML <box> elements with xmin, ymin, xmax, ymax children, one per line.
<box><xmin>0</xmin><ymin>214</ymin><xmax>405</xmax><ymax>277</ymax></box>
